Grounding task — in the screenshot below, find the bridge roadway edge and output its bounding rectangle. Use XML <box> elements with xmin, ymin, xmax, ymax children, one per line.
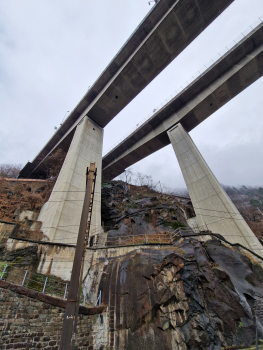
<box><xmin>18</xmin><ymin>0</ymin><xmax>234</xmax><ymax>179</ymax></box>
<box><xmin>102</xmin><ymin>23</ymin><xmax>263</xmax><ymax>180</ymax></box>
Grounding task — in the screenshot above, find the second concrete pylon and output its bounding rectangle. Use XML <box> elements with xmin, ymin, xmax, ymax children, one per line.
<box><xmin>167</xmin><ymin>123</ymin><xmax>263</xmax><ymax>258</ymax></box>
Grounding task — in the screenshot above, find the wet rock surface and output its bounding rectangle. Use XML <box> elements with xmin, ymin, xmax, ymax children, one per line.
<box><xmin>98</xmin><ymin>238</ymin><xmax>263</xmax><ymax>349</ymax></box>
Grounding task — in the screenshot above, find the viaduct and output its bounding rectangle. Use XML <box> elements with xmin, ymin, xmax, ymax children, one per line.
<box><xmin>19</xmin><ymin>0</ymin><xmax>263</xmax><ymax>257</ymax></box>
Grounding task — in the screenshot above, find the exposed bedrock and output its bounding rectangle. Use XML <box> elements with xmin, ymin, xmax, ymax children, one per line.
<box><xmin>98</xmin><ymin>239</ymin><xmax>263</xmax><ymax>349</ymax></box>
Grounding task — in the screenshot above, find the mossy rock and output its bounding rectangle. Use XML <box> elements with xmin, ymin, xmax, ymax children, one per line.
<box><xmin>163</xmin><ymin>221</ymin><xmax>186</xmax><ymax>230</ymax></box>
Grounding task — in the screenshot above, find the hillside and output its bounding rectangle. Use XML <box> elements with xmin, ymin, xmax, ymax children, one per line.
<box><xmin>0</xmin><ymin>179</ymin><xmax>263</xmax><ymax>348</ymax></box>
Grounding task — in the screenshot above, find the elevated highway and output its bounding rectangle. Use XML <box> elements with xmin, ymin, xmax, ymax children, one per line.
<box><xmin>102</xmin><ymin>22</ymin><xmax>263</xmax><ymax>180</ymax></box>
<box><xmin>19</xmin><ymin>0</ymin><xmax>234</xmax><ymax>179</ymax></box>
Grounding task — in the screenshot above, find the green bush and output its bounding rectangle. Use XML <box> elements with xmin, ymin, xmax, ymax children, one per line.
<box><xmin>250</xmin><ymin>199</ymin><xmax>261</xmax><ymax>207</ymax></box>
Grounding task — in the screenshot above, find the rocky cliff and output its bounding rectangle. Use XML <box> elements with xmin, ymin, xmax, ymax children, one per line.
<box><xmin>92</xmin><ymin>182</ymin><xmax>263</xmax><ymax>349</ymax></box>
<box><xmin>0</xmin><ymin>180</ymin><xmax>263</xmax><ymax>349</ymax></box>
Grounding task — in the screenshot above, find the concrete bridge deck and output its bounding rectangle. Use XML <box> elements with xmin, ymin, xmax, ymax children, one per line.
<box><xmin>102</xmin><ymin>22</ymin><xmax>263</xmax><ymax>180</ymax></box>
<box><xmin>19</xmin><ymin>0</ymin><xmax>234</xmax><ymax>179</ymax></box>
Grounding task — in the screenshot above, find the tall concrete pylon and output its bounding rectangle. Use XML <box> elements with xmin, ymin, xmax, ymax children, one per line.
<box><xmin>167</xmin><ymin>123</ymin><xmax>263</xmax><ymax>258</ymax></box>
<box><xmin>38</xmin><ymin>116</ymin><xmax>103</xmax><ymax>245</ymax></box>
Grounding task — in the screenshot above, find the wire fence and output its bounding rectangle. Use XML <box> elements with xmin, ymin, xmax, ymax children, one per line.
<box><xmin>1</xmin><ymin>226</ymin><xmax>262</xmax><ymax>311</ymax></box>
<box><xmin>0</xmin><ymin>265</ymin><xmax>70</xmax><ymax>300</ymax></box>
<box><xmin>105</xmin><ymin>232</ymin><xmax>172</xmax><ymax>246</ymax></box>
<box><xmin>91</xmin><ymin>227</ymin><xmax>194</xmax><ymax>248</ymax></box>
<box><xmin>103</xmin><ymin>17</ymin><xmax>263</xmax><ymax>156</ymax></box>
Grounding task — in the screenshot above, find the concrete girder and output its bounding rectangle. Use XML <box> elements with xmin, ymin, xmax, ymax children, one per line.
<box><xmin>19</xmin><ymin>0</ymin><xmax>234</xmax><ymax>179</ymax></box>
<box><xmin>102</xmin><ymin>24</ymin><xmax>263</xmax><ymax>180</ymax></box>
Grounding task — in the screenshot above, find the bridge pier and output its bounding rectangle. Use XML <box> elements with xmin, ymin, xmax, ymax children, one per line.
<box><xmin>167</xmin><ymin>123</ymin><xmax>263</xmax><ymax>257</ymax></box>
<box><xmin>38</xmin><ymin>116</ymin><xmax>103</xmax><ymax>245</ymax></box>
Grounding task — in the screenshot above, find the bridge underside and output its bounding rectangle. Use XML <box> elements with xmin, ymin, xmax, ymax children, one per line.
<box><xmin>19</xmin><ymin>0</ymin><xmax>234</xmax><ymax>179</ymax></box>
<box><xmin>102</xmin><ymin>23</ymin><xmax>263</xmax><ymax>180</ymax></box>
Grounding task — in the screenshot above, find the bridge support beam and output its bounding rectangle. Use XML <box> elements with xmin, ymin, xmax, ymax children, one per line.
<box><xmin>38</xmin><ymin>116</ymin><xmax>103</xmax><ymax>245</ymax></box>
<box><xmin>167</xmin><ymin>123</ymin><xmax>263</xmax><ymax>257</ymax></box>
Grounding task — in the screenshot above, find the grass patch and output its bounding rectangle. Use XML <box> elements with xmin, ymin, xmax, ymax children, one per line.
<box><xmin>27</xmin><ymin>273</ymin><xmax>46</xmax><ymax>292</ymax></box>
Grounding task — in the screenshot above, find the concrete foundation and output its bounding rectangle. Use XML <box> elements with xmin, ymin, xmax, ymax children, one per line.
<box><xmin>167</xmin><ymin>123</ymin><xmax>263</xmax><ymax>258</ymax></box>
<box><xmin>38</xmin><ymin>116</ymin><xmax>103</xmax><ymax>245</ymax></box>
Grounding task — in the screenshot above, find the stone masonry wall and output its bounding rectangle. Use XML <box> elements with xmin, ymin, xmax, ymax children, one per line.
<box><xmin>0</xmin><ymin>221</ymin><xmax>17</xmax><ymax>244</ymax></box>
<box><xmin>0</xmin><ymin>282</ymin><xmax>107</xmax><ymax>350</ymax></box>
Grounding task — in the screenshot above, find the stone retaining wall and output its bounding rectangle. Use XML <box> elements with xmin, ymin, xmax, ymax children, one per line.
<box><xmin>0</xmin><ymin>280</ymin><xmax>107</xmax><ymax>350</ymax></box>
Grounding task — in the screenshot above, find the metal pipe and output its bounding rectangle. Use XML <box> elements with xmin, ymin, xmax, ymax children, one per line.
<box><xmin>63</xmin><ymin>283</ymin><xmax>68</xmax><ymax>300</ymax></box>
<box><xmin>42</xmin><ymin>276</ymin><xmax>48</xmax><ymax>293</ymax></box>
<box><xmin>95</xmin><ymin>290</ymin><xmax>102</xmax><ymax>307</ymax></box>
<box><xmin>21</xmin><ymin>270</ymin><xmax>28</xmax><ymax>286</ymax></box>
<box><xmin>83</xmin><ymin>289</ymin><xmax>86</xmax><ymax>306</ymax></box>
<box><xmin>0</xmin><ymin>264</ymin><xmax>8</xmax><ymax>280</ymax></box>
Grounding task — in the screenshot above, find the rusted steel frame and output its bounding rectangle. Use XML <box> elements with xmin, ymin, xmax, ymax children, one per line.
<box><xmin>60</xmin><ymin>163</ymin><xmax>96</xmax><ymax>350</ymax></box>
<box><xmin>71</xmin><ymin>168</ymin><xmax>97</xmax><ymax>350</ymax></box>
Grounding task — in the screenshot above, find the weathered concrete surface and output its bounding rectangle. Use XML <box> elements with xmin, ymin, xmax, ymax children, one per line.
<box><xmin>2</xmin><ymin>238</ymin><xmax>75</xmax><ymax>281</ymax></box>
<box><xmin>0</xmin><ymin>221</ymin><xmax>16</xmax><ymax>244</ymax></box>
<box><xmin>168</xmin><ymin>123</ymin><xmax>263</xmax><ymax>258</ymax></box>
<box><xmin>19</xmin><ymin>0</ymin><xmax>234</xmax><ymax>179</ymax></box>
<box><xmin>102</xmin><ymin>23</ymin><xmax>263</xmax><ymax>180</ymax></box>
<box><xmin>96</xmin><ymin>239</ymin><xmax>263</xmax><ymax>349</ymax></box>
<box><xmin>37</xmin><ymin>116</ymin><xmax>103</xmax><ymax>246</ymax></box>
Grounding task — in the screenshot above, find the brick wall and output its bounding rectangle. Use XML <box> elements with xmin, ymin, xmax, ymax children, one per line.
<box><xmin>0</xmin><ymin>281</ymin><xmax>106</xmax><ymax>350</ymax></box>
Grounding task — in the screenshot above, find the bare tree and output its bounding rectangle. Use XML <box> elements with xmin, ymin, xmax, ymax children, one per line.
<box><xmin>44</xmin><ymin>148</ymin><xmax>67</xmax><ymax>178</ymax></box>
<box><xmin>145</xmin><ymin>175</ymin><xmax>154</xmax><ymax>189</ymax></box>
<box><xmin>136</xmin><ymin>172</ymin><xmax>145</xmax><ymax>186</ymax></box>
<box><xmin>0</xmin><ymin>164</ymin><xmax>22</xmax><ymax>178</ymax></box>
<box><xmin>124</xmin><ymin>168</ymin><xmax>133</xmax><ymax>184</ymax></box>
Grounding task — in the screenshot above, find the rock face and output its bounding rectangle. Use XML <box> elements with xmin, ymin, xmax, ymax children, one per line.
<box><xmin>101</xmin><ymin>182</ymin><xmax>194</xmax><ymax>245</ymax></box>
<box><xmin>1</xmin><ymin>181</ymin><xmax>263</xmax><ymax>349</ymax></box>
<box><xmin>98</xmin><ymin>238</ymin><xmax>263</xmax><ymax>349</ymax></box>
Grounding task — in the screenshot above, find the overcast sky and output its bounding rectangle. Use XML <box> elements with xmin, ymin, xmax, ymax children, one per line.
<box><xmin>1</xmin><ymin>0</ymin><xmax>263</xmax><ymax>190</ymax></box>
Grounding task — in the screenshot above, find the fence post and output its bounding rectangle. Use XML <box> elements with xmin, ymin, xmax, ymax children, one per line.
<box><xmin>42</xmin><ymin>276</ymin><xmax>48</xmax><ymax>293</ymax></box>
<box><xmin>83</xmin><ymin>289</ymin><xmax>86</xmax><ymax>306</ymax></box>
<box><xmin>63</xmin><ymin>283</ymin><xmax>68</xmax><ymax>300</ymax></box>
<box><xmin>0</xmin><ymin>264</ymin><xmax>8</xmax><ymax>280</ymax></box>
<box><xmin>95</xmin><ymin>290</ymin><xmax>102</xmax><ymax>307</ymax></box>
<box><xmin>21</xmin><ymin>270</ymin><xmax>28</xmax><ymax>286</ymax></box>
<box><xmin>133</xmin><ymin>236</ymin><xmax>134</xmax><ymax>245</ymax></box>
